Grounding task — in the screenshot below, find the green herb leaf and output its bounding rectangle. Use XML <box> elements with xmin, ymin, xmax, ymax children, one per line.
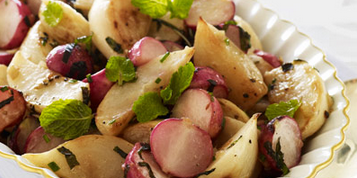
<box><xmin>39</xmin><ymin>99</ymin><xmax>93</xmax><ymax>140</ymax></box>
<box><xmin>42</xmin><ymin>1</ymin><xmax>63</xmax><ymax>27</ymax></box>
<box><xmin>167</xmin><ymin>0</ymin><xmax>193</xmax><ymax>19</ymax></box>
<box><xmin>131</xmin><ymin>0</ymin><xmax>168</xmax><ymax>19</ymax></box>
<box><xmin>75</xmin><ymin>35</ymin><xmax>93</xmax><ymax>53</ymax></box>
<box><xmin>43</xmin><ymin>134</ymin><xmax>51</xmax><ymax>143</ymax></box>
<box><xmin>48</xmin><ymin>161</ymin><xmax>60</xmax><ymax>172</ymax></box>
<box><xmin>113</xmin><ymin>146</ymin><xmax>128</xmax><ymax>159</ymax></box>
<box><xmin>265</xmin><ymin>99</ymin><xmax>301</xmax><ymax>121</ymax></box>
<box><xmin>238</xmin><ymin>26</ymin><xmax>251</xmax><ymax>52</ymax></box>
<box><xmin>57</xmin><ymin>146</ymin><xmax>80</xmax><ymax>169</ymax></box>
<box><xmin>160</xmin><ymin>62</ymin><xmax>195</xmax><ymax>105</ymax></box>
<box><xmin>133</xmin><ymin>92</ymin><xmax>169</xmax><ymax>123</ymax></box>
<box><xmin>160</xmin><ymin>52</ymin><xmax>170</xmax><ymax>63</ymax></box>
<box><xmin>105</xmin><ymin>37</ymin><xmax>123</xmax><ymax>54</ymax></box>
<box><xmin>105</xmin><ymin>56</ymin><xmax>136</xmax><ymax>85</ymax></box>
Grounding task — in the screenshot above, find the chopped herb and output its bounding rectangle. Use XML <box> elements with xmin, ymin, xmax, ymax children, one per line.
<box><xmin>105</xmin><ymin>56</ymin><xmax>136</xmax><ymax>85</ymax></box>
<box><xmin>195</xmin><ymin>168</ymin><xmax>216</xmax><ymax>177</ymax></box>
<box><xmin>221</xmin><ymin>117</ymin><xmax>226</xmax><ymax>131</ymax></box>
<box><xmin>74</xmin><ymin>35</ymin><xmax>93</xmax><ymax>53</ymax></box>
<box><xmin>222</xmin><ymin>20</ymin><xmax>237</xmax><ymax>31</ymax></box>
<box><xmin>47</xmin><ymin>161</ymin><xmax>60</xmax><ymax>172</ymax></box>
<box><xmin>138</xmin><ymin>162</ymin><xmax>155</xmax><ymax>178</ymax></box>
<box><xmin>264</xmin><ymin>138</ymin><xmax>289</xmax><ymax>175</ymax></box>
<box><xmin>105</xmin><ymin>37</ymin><xmax>123</xmax><ymax>53</ymax></box>
<box><xmin>113</xmin><ymin>146</ymin><xmax>128</xmax><ymax>159</ymax></box>
<box><xmin>153</xmin><ymin>19</ymin><xmax>192</xmax><ymax>46</ymax></box>
<box><xmin>57</xmin><ymin>146</ymin><xmax>80</xmax><ymax>169</ymax></box>
<box><xmin>81</xmin><ymin>87</ymin><xmax>90</xmax><ymax>105</ymax></box>
<box><xmin>40</xmin><ymin>33</ymin><xmax>49</xmax><ymax>46</ymax></box>
<box><xmin>227</xmin><ymin>135</ymin><xmax>242</xmax><ymax>149</ymax></box>
<box><xmin>62</xmin><ymin>44</ymin><xmax>75</xmax><ymax>64</ymax></box>
<box><xmin>0</xmin><ymin>96</ymin><xmax>14</xmax><ymax>109</ymax></box>
<box><xmin>160</xmin><ymin>52</ymin><xmax>170</xmax><ymax>63</ymax></box>
<box><xmin>133</xmin><ymin>92</ymin><xmax>169</xmax><ymax>123</ymax></box>
<box><xmin>224</xmin><ymin>38</ymin><xmax>230</xmax><ymax>45</ymax></box>
<box><xmin>108</xmin><ymin>119</ymin><xmax>116</xmax><ymax>125</ymax></box>
<box><xmin>42</xmin><ymin>1</ymin><xmax>63</xmax><ymax>27</ymax></box>
<box><xmin>160</xmin><ymin>62</ymin><xmax>195</xmax><ymax>105</ymax></box>
<box><xmin>0</xmin><ymin>86</ymin><xmax>9</xmax><ymax>92</ymax></box>
<box><xmin>39</xmin><ymin>99</ymin><xmax>93</xmax><ymax>140</ymax></box>
<box><xmin>86</xmin><ymin>74</ymin><xmax>93</xmax><ymax>83</ymax></box>
<box><xmin>68</xmin><ymin>79</ymin><xmax>77</xmax><ymax>83</ymax></box>
<box><xmin>155</xmin><ymin>77</ymin><xmax>162</xmax><ymax>84</ymax></box>
<box><xmin>238</xmin><ymin>26</ymin><xmax>251</xmax><ymax>52</ymax></box>
<box><xmin>324</xmin><ymin>110</ymin><xmax>330</xmax><ymax>119</ymax></box>
<box><xmin>138</xmin><ymin>143</ymin><xmax>151</xmax><ymax>159</ymax></box>
<box><xmin>282</xmin><ymin>63</ymin><xmax>294</xmax><ymax>72</ymax></box>
<box><xmin>207</xmin><ymin>79</ymin><xmax>217</xmax><ymax>92</ymax></box>
<box><xmin>272</xmin><ymin>78</ymin><xmax>277</xmax><ymax>84</ymax></box>
<box><xmin>265</xmin><ymin>99</ymin><xmax>301</xmax><ymax>121</ymax></box>
<box><xmin>68</xmin><ymin>61</ymin><xmax>88</xmax><ymax>79</ymax></box>
<box><xmin>24</xmin><ymin>16</ymin><xmax>31</xmax><ymax>27</ymax></box>
<box><xmin>43</xmin><ymin>134</ymin><xmax>51</xmax><ymax>143</ymax></box>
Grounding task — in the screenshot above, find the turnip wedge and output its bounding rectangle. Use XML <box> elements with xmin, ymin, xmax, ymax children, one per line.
<box><xmin>194</xmin><ymin>18</ymin><xmax>267</xmax><ymax>111</ymax></box>
<box><xmin>95</xmin><ymin>47</ymin><xmax>194</xmax><ymax>136</ymax></box>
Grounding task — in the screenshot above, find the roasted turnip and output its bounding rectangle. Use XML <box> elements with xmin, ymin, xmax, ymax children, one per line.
<box><xmin>150</xmin><ymin>119</ymin><xmax>213</xmax><ymax>177</ymax></box>
<box><xmin>259</xmin><ymin>116</ymin><xmax>303</xmax><ymax>174</ymax></box>
<box><xmin>128</xmin><ymin>37</ymin><xmax>168</xmax><ymax>67</ymax></box>
<box><xmin>24</xmin><ymin>126</ymin><xmax>65</xmax><ymax>153</ymax></box>
<box><xmin>83</xmin><ymin>69</ymin><xmax>114</xmax><ymax>111</ymax></box>
<box><xmin>0</xmin><ymin>86</ymin><xmax>26</xmax><ymax>132</ymax></box>
<box><xmin>46</xmin><ymin>43</ymin><xmax>94</xmax><ymax>80</ymax></box>
<box><xmin>172</xmin><ymin>89</ymin><xmax>223</xmax><ymax>138</ymax></box>
<box><xmin>189</xmin><ymin>67</ymin><xmax>229</xmax><ymax>98</ymax></box>
<box><xmin>185</xmin><ymin>0</ymin><xmax>235</xmax><ymax>29</ymax></box>
<box><xmin>121</xmin><ymin>120</ymin><xmax>162</xmax><ymax>144</ymax></box>
<box><xmin>0</xmin><ymin>0</ymin><xmax>33</xmax><ymax>49</ymax></box>
<box><xmin>123</xmin><ymin>143</ymin><xmax>169</xmax><ymax>178</ymax></box>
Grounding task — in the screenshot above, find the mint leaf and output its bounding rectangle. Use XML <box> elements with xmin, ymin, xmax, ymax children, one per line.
<box><xmin>39</xmin><ymin>99</ymin><xmax>93</xmax><ymax>140</ymax></box>
<box><xmin>265</xmin><ymin>99</ymin><xmax>301</xmax><ymax>121</ymax></box>
<box><xmin>105</xmin><ymin>56</ymin><xmax>136</xmax><ymax>85</ymax></box>
<box><xmin>42</xmin><ymin>1</ymin><xmax>63</xmax><ymax>27</ymax></box>
<box><xmin>131</xmin><ymin>0</ymin><xmax>168</xmax><ymax>19</ymax></box>
<box><xmin>160</xmin><ymin>62</ymin><xmax>195</xmax><ymax>105</ymax></box>
<box><xmin>133</xmin><ymin>92</ymin><xmax>169</xmax><ymax>123</ymax></box>
<box><xmin>168</xmin><ymin>0</ymin><xmax>193</xmax><ymax>19</ymax></box>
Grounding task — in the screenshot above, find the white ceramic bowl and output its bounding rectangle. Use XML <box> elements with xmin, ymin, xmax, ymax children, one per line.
<box><xmin>0</xmin><ymin>0</ymin><xmax>350</xmax><ymax>177</ymax></box>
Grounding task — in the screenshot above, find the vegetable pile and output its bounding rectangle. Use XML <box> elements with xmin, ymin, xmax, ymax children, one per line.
<box><xmin>0</xmin><ymin>0</ymin><xmax>332</xmax><ymax>178</ymax></box>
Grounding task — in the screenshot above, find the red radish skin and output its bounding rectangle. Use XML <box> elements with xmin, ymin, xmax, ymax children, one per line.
<box><xmin>254</xmin><ymin>49</ymin><xmax>282</xmax><ymax>68</ymax></box>
<box><xmin>0</xmin><ymin>86</ymin><xmax>26</xmax><ymax>132</ymax></box>
<box><xmin>259</xmin><ymin>116</ymin><xmax>303</xmax><ymax>173</ymax></box>
<box><xmin>162</xmin><ymin>41</ymin><xmax>184</xmax><ymax>52</ymax></box>
<box><xmin>172</xmin><ymin>89</ymin><xmax>223</xmax><ymax>138</ymax></box>
<box><xmin>123</xmin><ymin>143</ymin><xmax>169</xmax><ymax>178</ymax></box>
<box><xmin>24</xmin><ymin>126</ymin><xmax>65</xmax><ymax>153</ymax></box>
<box><xmin>83</xmin><ymin>69</ymin><xmax>114</xmax><ymax>112</ymax></box>
<box><xmin>26</xmin><ymin>0</ymin><xmax>42</xmax><ymax>15</ymax></box>
<box><xmin>46</xmin><ymin>44</ymin><xmax>94</xmax><ymax>80</ymax></box>
<box><xmin>0</xmin><ymin>0</ymin><xmax>33</xmax><ymax>49</ymax></box>
<box><xmin>185</xmin><ymin>0</ymin><xmax>235</xmax><ymax>29</ymax></box>
<box><xmin>128</xmin><ymin>37</ymin><xmax>168</xmax><ymax>67</ymax></box>
<box><xmin>150</xmin><ymin>119</ymin><xmax>213</xmax><ymax>177</ymax></box>
<box><xmin>222</xmin><ymin>25</ymin><xmax>243</xmax><ymax>50</ymax></box>
<box><xmin>189</xmin><ymin>67</ymin><xmax>229</xmax><ymax>98</ymax></box>
<box><xmin>0</xmin><ymin>50</ymin><xmax>15</xmax><ymax>66</ymax></box>
<box><xmin>8</xmin><ymin>117</ymin><xmax>40</xmax><ymax>154</ymax></box>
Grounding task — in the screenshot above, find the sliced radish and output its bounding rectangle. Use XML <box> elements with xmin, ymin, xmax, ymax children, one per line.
<box><xmin>172</xmin><ymin>89</ymin><xmax>223</xmax><ymax>138</ymax></box>
<box><xmin>24</xmin><ymin>126</ymin><xmax>65</xmax><ymax>153</ymax></box>
<box><xmin>123</xmin><ymin>142</ymin><xmax>169</xmax><ymax>178</ymax></box>
<box><xmin>254</xmin><ymin>49</ymin><xmax>282</xmax><ymax>68</ymax></box>
<box><xmin>185</xmin><ymin>0</ymin><xmax>235</xmax><ymax>29</ymax></box>
<box><xmin>162</xmin><ymin>41</ymin><xmax>184</xmax><ymax>52</ymax></box>
<box><xmin>0</xmin><ymin>86</ymin><xmax>26</xmax><ymax>132</ymax></box>
<box><xmin>128</xmin><ymin>37</ymin><xmax>168</xmax><ymax>67</ymax></box>
<box><xmin>46</xmin><ymin>43</ymin><xmax>94</xmax><ymax>80</ymax></box>
<box><xmin>0</xmin><ymin>50</ymin><xmax>16</xmax><ymax>66</ymax></box>
<box><xmin>150</xmin><ymin>119</ymin><xmax>213</xmax><ymax>177</ymax></box>
<box><xmin>8</xmin><ymin>117</ymin><xmax>39</xmax><ymax>154</ymax></box>
<box><xmin>189</xmin><ymin>66</ymin><xmax>229</xmax><ymax>98</ymax></box>
<box><xmin>0</xmin><ymin>0</ymin><xmax>33</xmax><ymax>49</ymax></box>
<box><xmin>259</xmin><ymin>116</ymin><xmax>303</xmax><ymax>173</ymax></box>
<box><xmin>83</xmin><ymin>69</ymin><xmax>114</xmax><ymax>112</ymax></box>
